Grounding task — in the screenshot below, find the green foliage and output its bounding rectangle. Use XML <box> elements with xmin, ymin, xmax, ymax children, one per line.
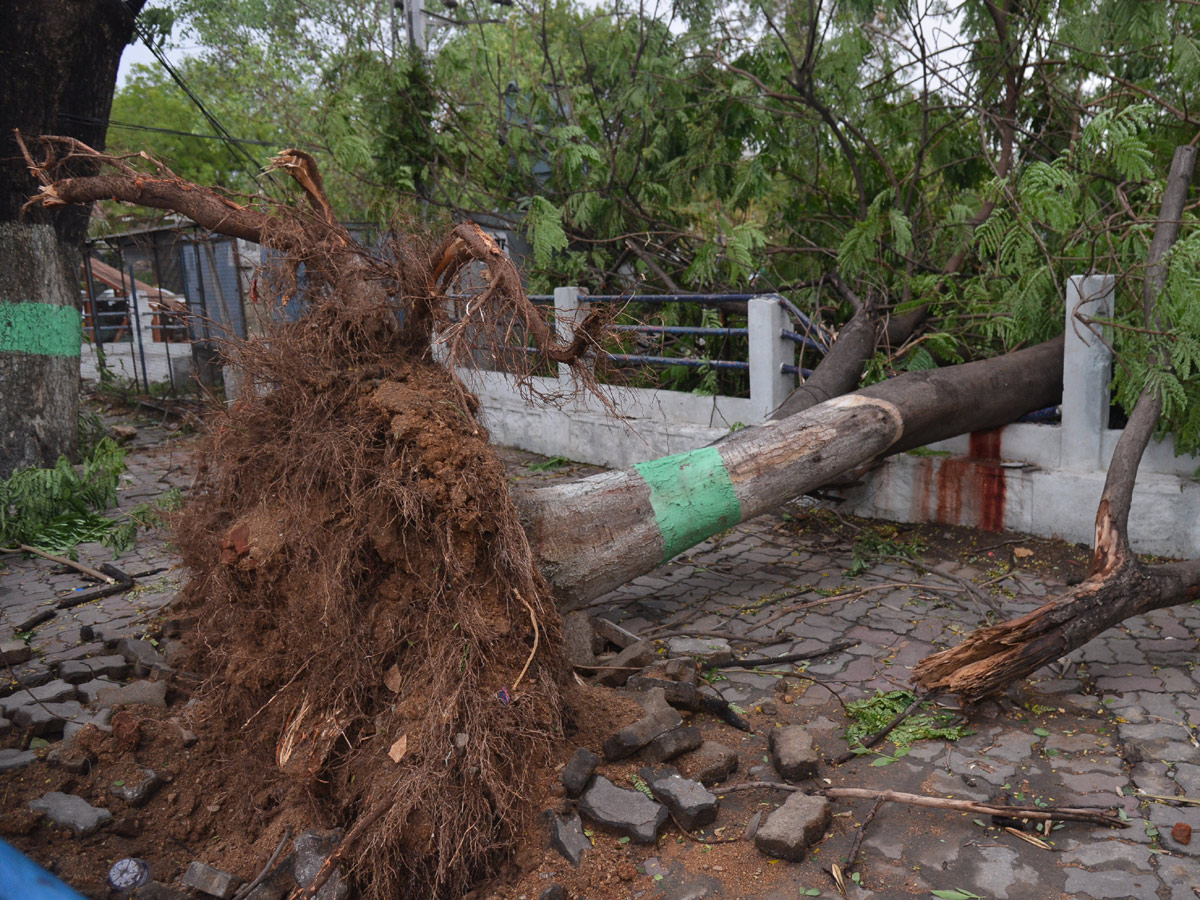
<box><xmin>845</xmin><ymin>531</ymin><xmax>925</xmax><ymax>577</ymax></box>
<box><xmin>0</xmin><ymin>440</ymin><xmax>178</xmax><ymax>557</ymax></box>
<box><xmin>844</xmin><ymin>690</ymin><xmax>971</xmax><ymax>750</ymax></box>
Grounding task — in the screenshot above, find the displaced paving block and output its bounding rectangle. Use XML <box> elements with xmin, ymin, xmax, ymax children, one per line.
<box><xmin>679</xmin><ymin>741</ymin><xmax>739</xmax><ymax>786</ymax></box>
<box><xmin>562</xmin><ymin>612</ymin><xmax>597</xmax><ymax>669</ymax></box>
<box><xmin>116</xmin><ymin>638</ymin><xmax>167</xmax><ymax>675</ymax></box>
<box><xmin>111</xmin><ymin>769</ymin><xmax>163</xmax><ymax>807</ymax></box>
<box><xmin>560</xmin><ymin>747</ymin><xmax>600</xmax><ymax>797</ymax></box>
<box><xmin>641</xmin><ymin>724</ymin><xmax>703</xmax><ymax>763</ymax></box>
<box><xmin>577</xmin><ymin>775</ymin><xmax>668</xmax><ymax>844</ymax></box>
<box><xmin>294</xmin><ymin>830</ymin><xmax>348</xmax><ymax>900</ymax></box>
<box><xmin>596</xmin><ymin>640</ymin><xmax>657</xmax><ymax>688</ymax></box>
<box><xmin>0</xmin><ymin>748</ymin><xmax>37</xmax><ymax>772</ymax></box>
<box><xmin>546</xmin><ymin>810</ymin><xmax>592</xmax><ymax>867</ymax></box>
<box><xmin>76</xmin><ymin>678</ymin><xmax>119</xmax><ymax>705</ymax></box>
<box><xmin>626</xmin><ymin>674</ymin><xmax>700</xmax><ymax>711</ymax></box>
<box><xmin>666</xmin><ymin>637</ymin><xmax>732</xmax><ymax>666</ymax></box>
<box><xmin>59</xmin><ymin>655</ymin><xmax>130</xmax><ymax>684</ymax></box>
<box><xmin>602</xmin><ymin>689</ymin><xmax>682</xmax><ymax>760</ymax></box>
<box><xmin>640</xmin><ymin>765</ymin><xmax>719</xmax><ymax>831</ymax></box>
<box><xmin>13</xmin><ymin>700</ymin><xmax>84</xmax><ymax>738</ymax></box>
<box><xmin>93</xmin><ymin>679</ymin><xmax>168</xmax><ymax>710</ymax></box>
<box><xmin>183</xmin><ymin>861</ymin><xmax>241</xmax><ymax>899</ymax></box>
<box><xmin>753</xmin><ymin>793</ymin><xmax>830</xmax><ymax>861</ymax></box>
<box><xmin>30</xmin><ymin>791</ymin><xmax>113</xmax><ymax>837</ymax></box>
<box><xmin>0</xmin><ymin>679</ymin><xmax>76</xmax><ymax>715</ymax></box>
<box><xmin>768</xmin><ymin>726</ymin><xmax>820</xmax><ymax>782</ymax></box>
<box><xmin>1</xmin><ymin>640</ymin><xmax>32</xmax><ymax>665</ymax></box>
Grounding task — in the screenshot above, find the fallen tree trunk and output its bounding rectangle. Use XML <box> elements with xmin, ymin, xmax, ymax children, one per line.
<box><xmin>521</xmin><ymin>335</ymin><xmax>1062</xmax><ymax>605</ymax></box>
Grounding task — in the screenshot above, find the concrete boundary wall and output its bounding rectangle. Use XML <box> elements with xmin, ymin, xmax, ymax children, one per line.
<box><xmin>466</xmin><ymin>277</ymin><xmax>1200</xmax><ymax>558</ymax></box>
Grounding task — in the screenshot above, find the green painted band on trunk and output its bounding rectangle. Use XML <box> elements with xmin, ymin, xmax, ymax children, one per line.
<box><xmin>634</xmin><ymin>446</ymin><xmax>742</xmax><ymax>563</ymax></box>
<box><xmin>0</xmin><ymin>302</ymin><xmax>81</xmax><ymax>357</ymax></box>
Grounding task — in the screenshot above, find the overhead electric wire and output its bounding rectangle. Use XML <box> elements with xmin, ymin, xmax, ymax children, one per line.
<box><xmin>129</xmin><ymin>22</ymin><xmax>275</xmax><ymax>183</ymax></box>
<box><xmin>59</xmin><ymin>113</ymin><xmax>284</xmax><ymax>148</ymax></box>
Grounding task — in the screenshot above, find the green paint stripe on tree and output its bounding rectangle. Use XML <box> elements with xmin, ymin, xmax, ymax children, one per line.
<box><xmin>0</xmin><ymin>302</ymin><xmax>81</xmax><ymax>357</ymax></box>
<box><xmin>634</xmin><ymin>445</ymin><xmax>742</xmax><ymax>563</ymax></box>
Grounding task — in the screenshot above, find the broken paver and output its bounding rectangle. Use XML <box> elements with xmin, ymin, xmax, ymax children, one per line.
<box><xmin>560</xmin><ymin>747</ymin><xmax>600</xmax><ymax>797</ymax></box>
<box><xmin>666</xmin><ymin>637</ymin><xmax>732</xmax><ymax>666</ymax></box>
<box><xmin>0</xmin><ymin>640</ymin><xmax>32</xmax><ymax>665</ymax></box>
<box><xmin>602</xmin><ymin>688</ymin><xmax>682</xmax><ymax>760</ymax></box>
<box><xmin>640</xmin><ymin>723</ymin><xmax>703</xmax><ymax>763</ymax></box>
<box><xmin>768</xmin><ymin>726</ymin><xmax>820</xmax><ymax>781</ymax></box>
<box><xmin>546</xmin><ymin>810</ymin><xmax>592</xmax><ymax>867</ymax></box>
<box><xmin>0</xmin><ymin>748</ymin><xmax>37</xmax><ymax>771</ymax></box>
<box><xmin>753</xmin><ymin>792</ymin><xmax>830</xmax><ymax>861</ymax></box>
<box><xmin>183</xmin><ymin>861</ymin><xmax>241</xmax><ymax>899</ymax></box>
<box><xmin>577</xmin><ymin>775</ymin><xmax>668</xmax><ymax>844</ymax></box>
<box><xmin>596</xmin><ymin>640</ymin><xmax>657</xmax><ymax>687</ymax></box>
<box><xmin>640</xmin><ymin>765</ymin><xmax>719</xmax><ymax>831</ymax></box>
<box><xmin>30</xmin><ymin>791</ymin><xmax>113</xmax><ymax>837</ymax></box>
<box><xmin>93</xmin><ymin>679</ymin><xmax>168</xmax><ymax>710</ymax></box>
<box><xmin>679</xmin><ymin>741</ymin><xmax>739</xmax><ymax>785</ymax></box>
<box><xmin>58</xmin><ymin>655</ymin><xmax>130</xmax><ymax>683</ymax></box>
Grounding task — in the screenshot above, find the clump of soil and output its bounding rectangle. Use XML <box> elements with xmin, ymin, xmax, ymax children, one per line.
<box><xmin>168</xmin><ymin>210</ymin><xmax>588</xmax><ymax>898</ymax></box>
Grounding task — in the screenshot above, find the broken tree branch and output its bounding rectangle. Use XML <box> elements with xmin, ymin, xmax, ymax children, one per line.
<box><xmin>912</xmin><ymin>145</ymin><xmax>1197</xmax><ymax>703</ymax></box>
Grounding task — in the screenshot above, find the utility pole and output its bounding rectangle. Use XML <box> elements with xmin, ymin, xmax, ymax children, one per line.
<box><xmin>399</xmin><ymin>0</ymin><xmax>426</xmax><ymax>53</ymax></box>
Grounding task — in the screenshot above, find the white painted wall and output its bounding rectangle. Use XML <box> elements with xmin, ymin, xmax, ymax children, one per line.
<box><xmin>474</xmin><ymin>280</ymin><xmax>1200</xmax><ymax>558</ymax></box>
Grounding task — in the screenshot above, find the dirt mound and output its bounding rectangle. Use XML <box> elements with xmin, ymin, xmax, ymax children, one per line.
<box><xmin>169</xmin><ymin>219</ymin><xmax>580</xmax><ymax>898</ymax></box>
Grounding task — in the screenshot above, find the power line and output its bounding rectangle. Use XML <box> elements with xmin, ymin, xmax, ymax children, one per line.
<box><xmin>130</xmin><ymin>22</ymin><xmax>270</xmax><ymax>180</ymax></box>
<box><xmin>60</xmin><ymin>113</ymin><xmax>284</xmax><ymax>148</ymax></box>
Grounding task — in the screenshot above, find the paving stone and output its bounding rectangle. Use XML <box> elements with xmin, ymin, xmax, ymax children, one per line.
<box><xmin>0</xmin><ymin>640</ymin><xmax>32</xmax><ymax>664</ymax></box>
<box><xmin>1061</xmin><ymin>838</ymin><xmax>1154</xmax><ymax>870</ymax></box>
<box><xmin>76</xmin><ymin>678</ymin><xmax>119</xmax><ymax>705</ymax></box>
<box><xmin>626</xmin><ymin>674</ymin><xmax>700</xmax><ymax>710</ymax></box>
<box><xmin>596</xmin><ymin>641</ymin><xmax>656</xmax><ymax>688</ymax></box>
<box><xmin>665</xmin><ymin>637</ymin><xmax>732</xmax><ymax>666</ymax></box>
<box><xmin>640</xmin><ymin>765</ymin><xmax>718</xmax><ymax>831</ymax></box>
<box><xmin>13</xmin><ymin>700</ymin><xmax>84</xmax><ymax>737</ymax></box>
<box><xmin>93</xmin><ymin>679</ymin><xmax>168</xmax><ymax>710</ymax></box>
<box><xmin>577</xmin><ymin>775</ymin><xmax>668</xmax><ymax>844</ymax></box>
<box><xmin>29</xmin><ymin>791</ymin><xmax>112</xmax><ymax>837</ymax></box>
<box><xmin>602</xmin><ymin>689</ymin><xmax>682</xmax><ymax>760</ymax></box>
<box><xmin>678</xmin><ymin>741</ymin><xmax>738</xmax><ymax>786</ymax></box>
<box><xmin>293</xmin><ymin>830</ymin><xmax>348</xmax><ymax>900</ymax></box>
<box><xmin>753</xmin><ymin>793</ymin><xmax>830</xmax><ymax>861</ymax></box>
<box><xmin>970</xmin><ymin>843</ymin><xmax>1041</xmax><ymax>900</ymax></box>
<box><xmin>641</xmin><ymin>724</ymin><xmax>703</xmax><ymax>763</ymax></box>
<box><xmin>0</xmin><ymin>748</ymin><xmax>37</xmax><ymax>771</ymax></box>
<box><xmin>111</xmin><ymin>768</ymin><xmax>163</xmax><ymax>807</ymax></box>
<box><xmin>0</xmin><ymin>678</ymin><xmax>76</xmax><ymax>714</ymax></box>
<box><xmin>562</xmin><ymin>612</ymin><xmax>597</xmax><ymax>668</ymax></box>
<box><xmin>546</xmin><ymin>810</ymin><xmax>591</xmax><ymax>867</ymax></box>
<box><xmin>0</xmin><ymin>715</ymin><xmax>8</xmax><ymax>738</ymax></box>
<box><xmin>768</xmin><ymin>726</ymin><xmax>819</xmax><ymax>781</ymax></box>
<box><xmin>1063</xmin><ymin>867</ymin><xmax>1160</xmax><ymax>900</ymax></box>
<box><xmin>58</xmin><ymin>654</ymin><xmax>130</xmax><ymax>683</ymax></box>
<box><xmin>116</xmin><ymin>637</ymin><xmax>168</xmax><ymax>675</ymax></box>
<box><xmin>183</xmin><ymin>861</ymin><xmax>241</xmax><ymax>899</ymax></box>
<box><xmin>539</xmin><ymin>884</ymin><xmax>567</xmax><ymax>900</ymax></box>
<box><xmin>560</xmin><ymin>747</ymin><xmax>600</xmax><ymax>797</ymax></box>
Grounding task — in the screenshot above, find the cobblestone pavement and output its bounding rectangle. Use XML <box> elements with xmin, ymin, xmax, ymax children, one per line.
<box><xmin>0</xmin><ymin>416</ymin><xmax>192</xmax><ymax>702</ymax></box>
<box><xmin>5</xmin><ymin>435</ymin><xmax>1200</xmax><ymax>900</ymax></box>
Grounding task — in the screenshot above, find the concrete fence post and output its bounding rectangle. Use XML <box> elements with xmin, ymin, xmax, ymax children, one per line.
<box><xmin>554</xmin><ymin>286</ymin><xmax>582</xmax><ymax>389</ymax></box>
<box><xmin>1061</xmin><ymin>274</ymin><xmax>1115</xmax><ymax>470</ymax></box>
<box><xmin>748</xmin><ymin>296</ymin><xmax>795</xmax><ymax>422</ymax></box>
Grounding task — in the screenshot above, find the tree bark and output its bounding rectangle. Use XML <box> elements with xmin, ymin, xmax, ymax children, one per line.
<box><xmin>520</xmin><ymin>337</ymin><xmax>1063</xmax><ymax>606</ymax></box>
<box><xmin>0</xmin><ymin>0</ymin><xmax>145</xmax><ymax>477</ymax></box>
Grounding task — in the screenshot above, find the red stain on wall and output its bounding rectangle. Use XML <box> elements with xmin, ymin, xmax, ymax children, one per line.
<box><xmin>925</xmin><ymin>430</ymin><xmax>1008</xmax><ymax>532</ymax></box>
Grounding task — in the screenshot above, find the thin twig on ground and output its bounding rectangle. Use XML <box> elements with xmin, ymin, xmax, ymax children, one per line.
<box><xmin>1</xmin><ymin>544</ymin><xmax>115</xmax><ymax>584</ymax></box>
<box><xmin>722</xmin><ymin>638</ymin><xmax>860</xmax><ymax>668</ymax></box>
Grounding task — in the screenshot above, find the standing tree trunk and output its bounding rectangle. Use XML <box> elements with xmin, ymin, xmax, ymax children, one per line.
<box><xmin>0</xmin><ymin>0</ymin><xmax>145</xmax><ymax>477</ymax></box>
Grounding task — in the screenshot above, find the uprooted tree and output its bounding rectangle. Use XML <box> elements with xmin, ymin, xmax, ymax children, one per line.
<box><xmin>18</xmin><ymin>136</ymin><xmax>1197</xmax><ymax>896</ymax></box>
